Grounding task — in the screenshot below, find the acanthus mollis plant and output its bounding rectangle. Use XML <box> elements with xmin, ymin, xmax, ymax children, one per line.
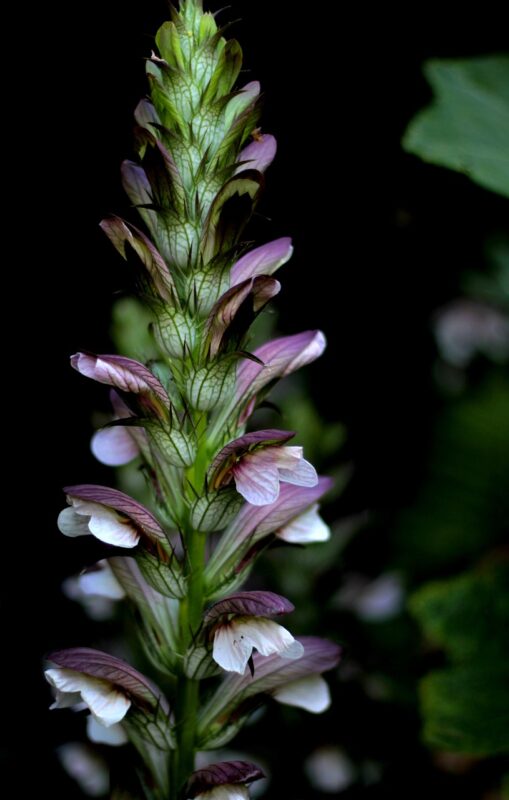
<box><xmin>46</xmin><ymin>1</ymin><xmax>341</xmax><ymax>798</ymax></box>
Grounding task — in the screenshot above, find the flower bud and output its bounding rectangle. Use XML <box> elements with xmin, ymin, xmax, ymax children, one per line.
<box><xmin>186</xmin><ymin>360</ymin><xmax>236</xmax><ymax>412</ymax></box>
<box><xmin>190</xmin><ymin>490</ymin><xmax>243</xmax><ymax>533</ymax></box>
<box><xmin>147</xmin><ymin>422</ymin><xmax>197</xmax><ymax>468</ymax></box>
<box><xmin>154</xmin><ymin>309</ymin><xmax>197</xmax><ymax>359</ymax></box>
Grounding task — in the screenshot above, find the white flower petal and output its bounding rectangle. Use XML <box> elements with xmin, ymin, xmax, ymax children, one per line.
<box><xmin>62</xmin><ymin>575</ymin><xmax>118</xmax><ymax>621</ymax></box>
<box><xmin>57</xmin><ymin>743</ymin><xmax>109</xmax><ymax>797</ymax></box>
<box><xmin>213</xmin><ymin>624</ymin><xmax>254</xmax><ymax>674</ymax></box>
<box><xmin>86</xmin><ymin>715</ymin><xmax>128</xmax><ymax>746</ymax></box>
<box><xmin>80</xmin><ymin>683</ymin><xmax>131</xmax><ymax>727</ymax></box>
<box><xmin>280</xmin><ymin>638</ymin><xmax>305</xmax><ymax>660</ymax></box>
<box><xmin>234</xmin><ymin>618</ymin><xmax>301</xmax><ymax>659</ymax></box>
<box><xmin>45</xmin><ymin>668</ymin><xmax>131</xmax><ymax>726</ymax></box>
<box><xmin>78</xmin><ymin>561</ymin><xmax>126</xmax><ymax>600</ymax></box>
<box><xmin>72</xmin><ymin>500</ymin><xmax>140</xmax><ymax>548</ymax></box>
<box><xmin>196</xmin><ymin>786</ymin><xmax>250</xmax><ymax>800</ymax></box>
<box><xmin>58</xmin><ymin>507</ymin><xmax>91</xmax><ymax>538</ymax></box>
<box><xmin>232</xmin><ymin>458</ymin><xmax>280</xmax><ymax>505</ymax></box>
<box><xmin>271</xmin><ymin>445</ymin><xmax>303</xmax><ymax>468</ymax></box>
<box><xmin>277</xmin><ymin>505</ymin><xmax>330</xmax><ymax>543</ymax></box>
<box><xmin>46</xmin><ymin>667</ymin><xmax>90</xmax><ymax>694</ymax></box>
<box><xmin>278</xmin><ymin>457</ymin><xmax>318</xmax><ymax>488</ymax></box>
<box><xmin>273</xmin><ymin>675</ymin><xmax>331</xmax><ymax>713</ymax></box>
<box><xmin>91</xmin><ymin>426</ymin><xmax>139</xmax><ymax>466</ymax></box>
<box><xmin>50</xmin><ymin>689</ymin><xmax>83</xmax><ymax>710</ymax></box>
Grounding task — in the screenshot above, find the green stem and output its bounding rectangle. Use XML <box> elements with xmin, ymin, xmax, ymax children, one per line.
<box><xmin>173</xmin><ymin>526</ymin><xmax>207</xmax><ymax>797</ymax></box>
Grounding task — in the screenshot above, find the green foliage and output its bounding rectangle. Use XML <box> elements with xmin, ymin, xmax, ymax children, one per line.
<box><xmin>403</xmin><ymin>56</ymin><xmax>509</xmax><ymax>198</ymax></box>
<box><xmin>410</xmin><ymin>561</ymin><xmax>509</xmax><ymax>663</ymax></box>
<box><xmin>111</xmin><ymin>297</ymin><xmax>157</xmax><ymax>360</ymax></box>
<box><xmin>410</xmin><ymin>561</ymin><xmax>509</xmax><ymax>754</ymax></box>
<box><xmin>279</xmin><ymin>391</ymin><xmax>346</xmax><ymax>465</ymax></box>
<box><xmin>393</xmin><ymin>376</ymin><xmax>509</xmax><ymax>573</ymax></box>
<box><xmin>397</xmin><ymin>58</ymin><xmax>509</xmax><ymax>768</ymax></box>
<box><xmin>420</xmin><ymin>665</ymin><xmax>509</xmax><ymax>755</ymax></box>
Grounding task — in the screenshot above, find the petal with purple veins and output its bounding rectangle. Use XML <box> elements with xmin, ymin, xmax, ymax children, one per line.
<box><xmin>71</xmin><ymin>353</ymin><xmax>169</xmax><ymax>418</ymax></box>
<box><xmin>212</xmin><ymin>439</ymin><xmax>317</xmax><ymax>507</ymax></box>
<box><xmin>235</xmin><ymin>330</ymin><xmax>326</xmax><ymax>406</ymax></box>
<box><xmin>204</xmin><ymin>591</ymin><xmax>294</xmax><ymax>625</ymax></box>
<box><xmin>198</xmin><ymin>637</ymin><xmax>341</xmax><ymax>740</ymax></box>
<box><xmin>187</xmin><ymin>761</ymin><xmax>264</xmax><ymax>799</ymax></box>
<box><xmin>206</xmin><ymin>478</ymin><xmax>333</xmax><ymax>584</ymax></box>
<box><xmin>76</xmin><ymin>500</ymin><xmax>140</xmax><ymax>548</ymax></box>
<box><xmin>100</xmin><ymin>216</ymin><xmax>176</xmax><ymax>302</ymax></box>
<box><xmin>47</xmin><ymin>648</ymin><xmax>169</xmax><ymax>712</ymax></box>
<box><xmin>58</xmin><ymin>503</ymin><xmax>139</xmax><ymax>548</ymax></box>
<box><xmin>206</xmin><ymin>277</ymin><xmax>280</xmax><ymax>358</ymax></box>
<box><xmin>236</xmin><ymin>133</ymin><xmax>277</xmax><ymax>174</ymax></box>
<box><xmin>231</xmin><ymin>457</ymin><xmax>281</xmax><ymax>505</ymax></box>
<box><xmin>230</xmin><ymin>237</ymin><xmax>293</xmax><ymax>286</ymax></box>
<box><xmin>58</xmin><ymin>485</ymin><xmax>167</xmax><ymax>549</ymax></box>
<box><xmin>45</xmin><ymin>668</ymin><xmax>131</xmax><ymax>726</ymax></box>
<box><xmin>195</xmin><ymin>785</ymin><xmax>249</xmax><ymax>800</ymax></box>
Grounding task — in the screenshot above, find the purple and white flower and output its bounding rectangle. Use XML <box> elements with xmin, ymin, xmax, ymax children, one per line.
<box><xmin>100</xmin><ymin>215</ymin><xmax>176</xmax><ymax>303</ymax></box>
<box><xmin>91</xmin><ymin>391</ymin><xmax>144</xmax><ymax>467</ymax></box>
<box><xmin>236</xmin><ymin>132</ymin><xmax>277</xmax><ymax>175</ymax></box>
<box><xmin>198</xmin><ymin>637</ymin><xmax>341</xmax><ymax>746</ymax></box>
<box><xmin>206</xmin><ymin>478</ymin><xmax>333</xmax><ymax>587</ymax></box>
<box><xmin>207</xmin><ymin>331</ymin><xmax>326</xmax><ymax>437</ymax></box>
<box><xmin>204</xmin><ymin>591</ymin><xmax>304</xmax><ymax>674</ymax></box>
<box><xmin>272</xmin><ymin>674</ymin><xmax>331</xmax><ymax>713</ymax></box>
<box><xmin>210</xmin><ymin>430</ymin><xmax>317</xmax><ymax>506</ymax></box>
<box><xmin>187</xmin><ymin>761</ymin><xmax>265</xmax><ymax>800</ymax></box>
<box><xmin>46</xmin><ymin>648</ymin><xmax>170</xmax><ymax>745</ymax></box>
<box><xmin>205</xmin><ymin>277</ymin><xmax>280</xmax><ymax>358</ymax></box>
<box><xmin>230</xmin><ymin>238</ymin><xmax>293</xmax><ymax>287</ymax></box>
<box><xmin>71</xmin><ymin>353</ymin><xmax>169</xmax><ymax>419</ymax></box>
<box><xmin>63</xmin><ymin>559</ymin><xmax>126</xmax><ymax>620</ymax></box>
<box><xmin>276</xmin><ymin>503</ymin><xmax>330</xmax><ymax>543</ymax></box>
<box><xmin>86</xmin><ymin>715</ymin><xmax>128</xmax><ymax>746</ymax></box>
<box><xmin>236</xmin><ymin>330</ymin><xmax>326</xmax><ymax>405</ymax></box>
<box><xmin>46</xmin><ymin>668</ymin><xmax>131</xmax><ymax>728</ymax></box>
<box><xmin>58</xmin><ymin>485</ymin><xmax>167</xmax><ymax>548</ymax></box>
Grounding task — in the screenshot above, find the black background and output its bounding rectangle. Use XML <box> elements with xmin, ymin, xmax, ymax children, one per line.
<box><xmin>5</xmin><ymin>1</ymin><xmax>508</xmax><ymax>796</ymax></box>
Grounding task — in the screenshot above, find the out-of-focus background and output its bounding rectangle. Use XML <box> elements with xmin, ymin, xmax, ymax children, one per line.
<box><xmin>5</xmin><ymin>1</ymin><xmax>508</xmax><ymax>797</ymax></box>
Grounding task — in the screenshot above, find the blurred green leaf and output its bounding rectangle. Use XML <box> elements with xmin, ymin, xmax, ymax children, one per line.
<box><xmin>111</xmin><ymin>297</ymin><xmax>158</xmax><ymax>360</ymax></box>
<box><xmin>411</xmin><ymin>561</ymin><xmax>509</xmax><ymax>755</ymax></box>
<box><xmin>410</xmin><ymin>560</ymin><xmax>509</xmax><ymax>662</ymax></box>
<box><xmin>280</xmin><ymin>392</ymin><xmax>346</xmax><ymax>464</ymax></box>
<box><xmin>403</xmin><ymin>56</ymin><xmax>509</xmax><ymax>198</ymax></box>
<box><xmin>420</xmin><ymin>665</ymin><xmax>509</xmax><ymax>755</ymax></box>
<box><xmin>394</xmin><ymin>376</ymin><xmax>509</xmax><ymax>573</ymax></box>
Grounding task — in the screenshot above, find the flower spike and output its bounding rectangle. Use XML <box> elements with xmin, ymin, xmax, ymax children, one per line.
<box><xmin>49</xmin><ymin>1</ymin><xmax>338</xmax><ymax>795</ymax></box>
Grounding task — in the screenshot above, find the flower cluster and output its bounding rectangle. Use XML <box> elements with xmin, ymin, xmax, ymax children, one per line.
<box><xmin>46</xmin><ymin>2</ymin><xmax>340</xmax><ymax>798</ymax></box>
